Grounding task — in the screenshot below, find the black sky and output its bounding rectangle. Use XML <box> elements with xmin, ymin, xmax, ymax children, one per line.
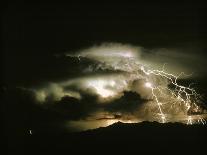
<box><xmin>2</xmin><ymin>1</ymin><xmax>207</xmax><ymax>87</ymax></box>
<box><xmin>3</xmin><ymin>1</ymin><xmax>207</xmax><ymax>49</ymax></box>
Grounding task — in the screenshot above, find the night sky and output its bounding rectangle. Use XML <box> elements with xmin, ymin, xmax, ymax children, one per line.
<box><xmin>2</xmin><ymin>1</ymin><xmax>207</xmax><ymax>85</ymax></box>
<box><xmin>2</xmin><ymin>1</ymin><xmax>207</xmax><ymax>154</ymax></box>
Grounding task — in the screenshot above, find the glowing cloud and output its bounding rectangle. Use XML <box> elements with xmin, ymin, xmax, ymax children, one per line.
<box><xmin>30</xmin><ymin>43</ymin><xmax>206</xmax><ymax>130</ymax></box>
<box><xmin>145</xmin><ymin>82</ymin><xmax>152</xmax><ymax>88</ymax></box>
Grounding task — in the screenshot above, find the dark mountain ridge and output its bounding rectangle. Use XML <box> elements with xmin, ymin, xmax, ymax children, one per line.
<box><xmin>11</xmin><ymin>121</ymin><xmax>207</xmax><ymax>155</ymax></box>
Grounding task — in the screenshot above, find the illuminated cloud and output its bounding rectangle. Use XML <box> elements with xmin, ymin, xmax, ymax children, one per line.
<box><xmin>69</xmin><ymin>43</ymin><xmax>141</xmax><ymax>59</ymax></box>
<box><xmin>35</xmin><ymin>83</ymin><xmax>81</xmax><ymax>103</ymax></box>
<box><xmin>23</xmin><ymin>42</ymin><xmax>206</xmax><ymax>131</ymax></box>
<box><xmin>35</xmin><ymin>73</ymin><xmax>133</xmax><ymax>103</ymax></box>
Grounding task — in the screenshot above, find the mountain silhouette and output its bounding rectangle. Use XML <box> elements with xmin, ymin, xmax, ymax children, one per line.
<box><xmin>9</xmin><ymin>121</ymin><xmax>206</xmax><ymax>155</ymax></box>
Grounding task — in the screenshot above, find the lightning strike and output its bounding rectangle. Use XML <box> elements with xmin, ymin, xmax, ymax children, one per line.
<box><xmin>65</xmin><ymin>47</ymin><xmax>207</xmax><ymax>125</ymax></box>
<box><xmin>140</xmin><ymin>64</ymin><xmax>206</xmax><ymax>124</ymax></box>
<box><xmin>37</xmin><ymin>44</ymin><xmax>207</xmax><ymax>127</ymax></box>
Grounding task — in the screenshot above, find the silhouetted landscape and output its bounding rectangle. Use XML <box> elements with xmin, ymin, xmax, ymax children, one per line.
<box><xmin>6</xmin><ymin>121</ymin><xmax>206</xmax><ymax>155</ymax></box>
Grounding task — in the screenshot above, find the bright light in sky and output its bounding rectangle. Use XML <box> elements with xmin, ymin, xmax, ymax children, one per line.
<box><xmin>145</xmin><ymin>82</ymin><xmax>152</xmax><ymax>88</ymax></box>
<box><xmin>88</xmin><ymin>80</ymin><xmax>116</xmax><ymax>98</ymax></box>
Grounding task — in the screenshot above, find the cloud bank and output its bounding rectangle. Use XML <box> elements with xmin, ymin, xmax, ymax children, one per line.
<box><xmin>11</xmin><ymin>43</ymin><xmax>206</xmax><ymax>131</ymax></box>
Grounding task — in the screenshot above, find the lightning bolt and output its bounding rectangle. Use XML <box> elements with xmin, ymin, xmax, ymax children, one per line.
<box><xmin>140</xmin><ymin>65</ymin><xmax>206</xmax><ymax>125</ymax></box>
<box><xmin>145</xmin><ymin>82</ymin><xmax>166</xmax><ymax>123</ymax></box>
<box><xmin>69</xmin><ymin>53</ymin><xmax>206</xmax><ymax>125</ymax></box>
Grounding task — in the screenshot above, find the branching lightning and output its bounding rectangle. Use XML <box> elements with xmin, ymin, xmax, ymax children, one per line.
<box><xmin>139</xmin><ymin>65</ymin><xmax>206</xmax><ymax>125</ymax></box>
<box><xmin>57</xmin><ymin>44</ymin><xmax>207</xmax><ymax>126</ymax></box>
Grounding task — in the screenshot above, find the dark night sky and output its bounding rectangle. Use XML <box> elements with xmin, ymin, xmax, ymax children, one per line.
<box><xmin>2</xmin><ymin>1</ymin><xmax>207</xmax><ymax>86</ymax></box>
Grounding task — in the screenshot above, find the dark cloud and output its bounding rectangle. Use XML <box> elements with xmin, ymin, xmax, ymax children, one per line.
<box><xmin>105</xmin><ymin>91</ymin><xmax>147</xmax><ymax>113</ymax></box>
<box><xmin>2</xmin><ymin>87</ymin><xmax>140</xmax><ymax>127</ymax></box>
<box><xmin>48</xmin><ymin>93</ymin><xmax>99</xmax><ymax>120</ymax></box>
<box><xmin>1</xmin><ymin>86</ymin><xmax>147</xmax><ymax>123</ymax></box>
<box><xmin>42</xmin><ymin>91</ymin><xmax>148</xmax><ymax>121</ymax></box>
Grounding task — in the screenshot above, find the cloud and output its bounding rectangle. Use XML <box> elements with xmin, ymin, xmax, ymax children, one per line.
<box><xmin>67</xmin><ymin>43</ymin><xmax>141</xmax><ymax>60</ymax></box>
<box><xmin>8</xmin><ymin>42</ymin><xmax>206</xmax><ymax>131</ymax></box>
<box><xmin>141</xmin><ymin>47</ymin><xmax>207</xmax><ymax>76</ymax></box>
<box><xmin>104</xmin><ymin>91</ymin><xmax>146</xmax><ymax>113</ymax></box>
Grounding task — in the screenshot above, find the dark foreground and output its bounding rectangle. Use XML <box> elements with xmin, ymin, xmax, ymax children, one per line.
<box><xmin>6</xmin><ymin>122</ymin><xmax>207</xmax><ymax>155</ymax></box>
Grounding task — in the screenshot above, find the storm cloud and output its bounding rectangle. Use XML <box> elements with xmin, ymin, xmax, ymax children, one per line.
<box><xmin>5</xmin><ymin>43</ymin><xmax>207</xmax><ymax>131</ymax></box>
